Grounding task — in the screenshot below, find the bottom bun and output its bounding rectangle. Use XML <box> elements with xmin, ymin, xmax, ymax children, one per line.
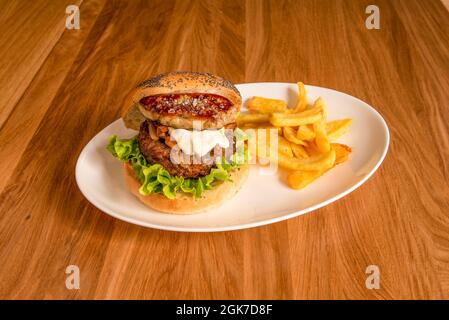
<box><xmin>123</xmin><ymin>162</ymin><xmax>249</xmax><ymax>214</ymax></box>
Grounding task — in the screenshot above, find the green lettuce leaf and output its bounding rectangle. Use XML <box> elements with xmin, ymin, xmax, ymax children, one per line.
<box><xmin>106</xmin><ymin>134</ymin><xmax>247</xmax><ymax>199</ymax></box>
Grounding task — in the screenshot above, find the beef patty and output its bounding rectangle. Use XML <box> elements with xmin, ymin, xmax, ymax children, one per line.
<box><xmin>138</xmin><ymin>120</ymin><xmax>235</xmax><ymax>178</ymax></box>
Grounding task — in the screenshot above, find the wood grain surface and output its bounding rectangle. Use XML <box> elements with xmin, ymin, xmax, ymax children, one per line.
<box><xmin>0</xmin><ymin>0</ymin><xmax>448</xmax><ymax>300</ymax></box>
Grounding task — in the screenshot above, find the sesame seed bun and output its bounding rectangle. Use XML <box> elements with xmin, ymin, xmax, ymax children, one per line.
<box><xmin>122</xmin><ymin>71</ymin><xmax>241</xmax><ymax>130</ymax></box>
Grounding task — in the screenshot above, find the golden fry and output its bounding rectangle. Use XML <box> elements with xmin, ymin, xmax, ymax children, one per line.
<box><xmin>247</xmin><ymin>96</ymin><xmax>287</xmax><ymax>114</ymax></box>
<box><xmin>297</xmin><ymin>125</ymin><xmax>315</xmax><ymax>141</ymax></box>
<box><xmin>256</xmin><ymin>130</ymin><xmax>297</xmax><ymax>158</ymax></box>
<box><xmin>244</xmin><ymin>80</ymin><xmax>353</xmax><ymax>191</ymax></box>
<box><xmin>332</xmin><ymin>143</ymin><xmax>352</xmax><ymax>165</ymax></box>
<box><xmin>276</xmin><ymin>149</ymin><xmax>336</xmax><ymax>171</ymax></box>
<box><xmin>239</xmin><ymin>122</ymin><xmax>272</xmax><ymax>129</ymax></box>
<box><xmin>254</xmin><ymin>127</ymin><xmax>282</xmax><ymax>136</ymax></box>
<box><xmin>304</xmin><ymin>140</ymin><xmax>321</xmax><ymax>156</ymax></box>
<box><xmin>313</xmin><ymin>97</ymin><xmax>327</xmax><ymax>119</ymax></box>
<box><xmin>283</xmin><ymin>127</ymin><xmax>307</xmax><ymax>146</ymax></box>
<box><xmin>290</xmin><ymin>142</ymin><xmax>309</xmax><ymax>159</ymax></box>
<box><xmin>240</xmin><ymin>124</ymin><xmax>283</xmax><ymax>140</ymax></box>
<box><xmin>313</xmin><ymin>120</ymin><xmax>331</xmax><ymax>153</ymax></box>
<box><xmin>270</xmin><ymin>110</ymin><xmax>323</xmax><ymax>127</ymax></box>
<box><xmin>287</xmin><ymin>170</ymin><xmax>324</xmax><ymax>190</ymax></box>
<box><xmin>278</xmin><ymin>136</ymin><xmax>293</xmax><ymax>157</ymax></box>
<box><xmin>287</xmin><ymin>144</ymin><xmax>350</xmax><ymax>189</ymax></box>
<box><xmin>288</xmin><ymin>82</ymin><xmax>307</xmax><ymax>113</ymax></box>
<box><xmin>326</xmin><ymin>119</ymin><xmax>352</xmax><ymax>140</ymax></box>
<box><xmin>296</xmin><ymin>82</ymin><xmax>307</xmax><ymax>111</ymax></box>
<box><xmin>237</xmin><ymin>113</ymin><xmax>270</xmax><ymax>125</ymax></box>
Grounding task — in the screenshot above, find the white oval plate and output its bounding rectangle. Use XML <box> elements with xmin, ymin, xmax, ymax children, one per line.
<box><xmin>76</xmin><ymin>83</ymin><xmax>389</xmax><ymax>232</ymax></box>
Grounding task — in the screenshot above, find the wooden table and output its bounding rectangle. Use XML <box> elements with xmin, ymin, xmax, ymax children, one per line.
<box><xmin>1</xmin><ymin>0</ymin><xmax>448</xmax><ymax>300</ymax></box>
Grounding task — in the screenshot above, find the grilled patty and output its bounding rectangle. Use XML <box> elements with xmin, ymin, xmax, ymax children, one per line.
<box><xmin>138</xmin><ymin>120</ymin><xmax>234</xmax><ymax>178</ymax></box>
<box><xmin>138</xmin><ymin>93</ymin><xmax>238</xmax><ymax>129</ymax></box>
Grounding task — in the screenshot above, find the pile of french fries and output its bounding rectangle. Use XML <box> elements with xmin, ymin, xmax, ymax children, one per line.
<box><xmin>237</xmin><ymin>82</ymin><xmax>352</xmax><ymax>190</ymax></box>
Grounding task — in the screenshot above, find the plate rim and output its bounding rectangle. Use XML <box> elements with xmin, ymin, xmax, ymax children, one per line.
<box><xmin>75</xmin><ymin>83</ymin><xmax>390</xmax><ymax>232</ymax></box>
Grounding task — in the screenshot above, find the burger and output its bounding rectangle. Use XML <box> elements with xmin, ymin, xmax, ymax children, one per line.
<box><xmin>107</xmin><ymin>71</ymin><xmax>249</xmax><ymax>214</ymax></box>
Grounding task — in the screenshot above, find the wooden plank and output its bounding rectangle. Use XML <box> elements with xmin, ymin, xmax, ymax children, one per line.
<box><xmin>0</xmin><ymin>0</ymin><xmax>106</xmax><ymax>194</ymax></box>
<box><xmin>0</xmin><ymin>0</ymin><xmax>448</xmax><ymax>299</ymax></box>
<box><xmin>442</xmin><ymin>0</ymin><xmax>449</xmax><ymax>10</ymax></box>
<box><xmin>0</xmin><ymin>0</ymin><xmax>82</xmax><ymax>128</ymax></box>
<box><xmin>0</xmin><ymin>0</ymin><xmax>246</xmax><ymax>299</ymax></box>
<box><xmin>244</xmin><ymin>0</ymin><xmax>449</xmax><ymax>299</ymax></box>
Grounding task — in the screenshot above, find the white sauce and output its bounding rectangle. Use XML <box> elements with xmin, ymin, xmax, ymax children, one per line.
<box><xmin>170</xmin><ymin>128</ymin><xmax>230</xmax><ymax>157</ymax></box>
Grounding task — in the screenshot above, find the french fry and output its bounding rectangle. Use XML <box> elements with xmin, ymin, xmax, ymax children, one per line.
<box><xmin>247</xmin><ymin>96</ymin><xmax>287</xmax><ymax>113</ymax></box>
<box><xmin>313</xmin><ymin>119</ymin><xmax>331</xmax><ymax>153</ymax></box>
<box><xmin>287</xmin><ymin>170</ymin><xmax>324</xmax><ymax>189</ymax></box>
<box><xmin>258</xmin><ymin>130</ymin><xmax>296</xmax><ymax>158</ymax></box>
<box><xmin>270</xmin><ymin>109</ymin><xmax>323</xmax><ymax>127</ymax></box>
<box><xmin>332</xmin><ymin>143</ymin><xmax>352</xmax><ymax>165</ymax></box>
<box><xmin>287</xmin><ymin>144</ymin><xmax>350</xmax><ymax>189</ymax></box>
<box><xmin>239</xmin><ymin>122</ymin><xmax>272</xmax><ymax>129</ymax></box>
<box><xmin>240</xmin><ymin>124</ymin><xmax>284</xmax><ymax>144</ymax></box>
<box><xmin>238</xmin><ymin>80</ymin><xmax>353</xmax><ymax>192</ymax></box>
<box><xmin>237</xmin><ymin>113</ymin><xmax>270</xmax><ymax>125</ymax></box>
<box><xmin>313</xmin><ymin>97</ymin><xmax>326</xmax><ymax>119</ymax></box>
<box><xmin>327</xmin><ymin>119</ymin><xmax>352</xmax><ymax>140</ymax></box>
<box><xmin>290</xmin><ymin>142</ymin><xmax>309</xmax><ymax>159</ymax></box>
<box><xmin>296</xmin><ymin>82</ymin><xmax>307</xmax><ymax>111</ymax></box>
<box><xmin>304</xmin><ymin>140</ymin><xmax>321</xmax><ymax>156</ymax></box>
<box><xmin>276</xmin><ymin>149</ymin><xmax>336</xmax><ymax>171</ymax></box>
<box><xmin>287</xmin><ymin>82</ymin><xmax>307</xmax><ymax>113</ymax></box>
<box><xmin>278</xmin><ymin>136</ymin><xmax>293</xmax><ymax>157</ymax></box>
<box><xmin>297</xmin><ymin>125</ymin><xmax>315</xmax><ymax>141</ymax></box>
<box><xmin>283</xmin><ymin>127</ymin><xmax>307</xmax><ymax>146</ymax></box>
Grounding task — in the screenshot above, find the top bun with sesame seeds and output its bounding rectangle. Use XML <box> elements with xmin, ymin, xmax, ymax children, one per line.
<box><xmin>122</xmin><ymin>71</ymin><xmax>242</xmax><ymax>130</ymax></box>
